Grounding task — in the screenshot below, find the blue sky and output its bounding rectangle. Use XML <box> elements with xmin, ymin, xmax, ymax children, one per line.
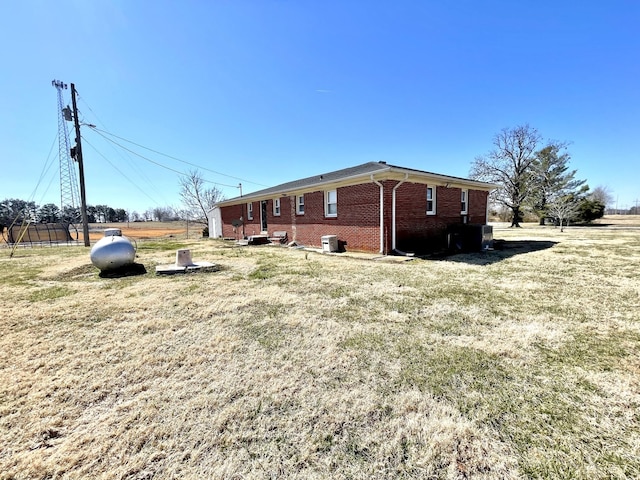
<box><xmin>2</xmin><ymin>1</ymin><xmax>638</xmax><ymax>214</ymax></box>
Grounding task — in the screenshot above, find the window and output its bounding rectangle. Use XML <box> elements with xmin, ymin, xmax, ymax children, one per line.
<box><xmin>296</xmin><ymin>195</ymin><xmax>305</xmax><ymax>215</ymax></box>
<box><xmin>247</xmin><ymin>202</ymin><xmax>253</xmax><ymax>220</ymax></box>
<box><xmin>461</xmin><ymin>189</ymin><xmax>468</xmax><ymax>214</ymax></box>
<box><xmin>326</xmin><ymin>190</ymin><xmax>337</xmax><ymax>217</ymax></box>
<box><xmin>273</xmin><ymin>198</ymin><xmax>281</xmax><ymax>216</ymax></box>
<box><xmin>426</xmin><ymin>187</ymin><xmax>436</xmax><ymax>215</ymax></box>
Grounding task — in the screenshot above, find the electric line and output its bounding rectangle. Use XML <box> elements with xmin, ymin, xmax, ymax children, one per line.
<box><xmin>88</xmin><ymin>129</ymin><xmax>239</xmax><ymax>188</ymax></box>
<box><xmin>88</xmin><ymin>126</ymin><xmax>267</xmax><ymax>187</ymax></box>
<box><xmin>76</xmin><ymin>96</ymin><xmax>165</xmax><ymax>196</ymax></box>
<box><xmin>82</xmin><ymin>137</ymin><xmax>167</xmax><ymax>206</ymax></box>
<box><xmin>77</xmin><ymin>93</ymin><xmax>266</xmax><ymax>189</ymax></box>
<box><xmin>32</xmin><ymin>131</ymin><xmax>59</xmax><ymax>205</ymax></box>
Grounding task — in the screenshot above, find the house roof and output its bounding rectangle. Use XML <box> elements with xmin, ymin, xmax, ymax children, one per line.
<box><xmin>216</xmin><ymin>161</ymin><xmax>497</xmax><ymax>206</ymax></box>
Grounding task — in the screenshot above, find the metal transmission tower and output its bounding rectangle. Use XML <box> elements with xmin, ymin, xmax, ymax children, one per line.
<box><xmin>51</xmin><ymin>80</ymin><xmax>81</xmax><ymax>225</ymax></box>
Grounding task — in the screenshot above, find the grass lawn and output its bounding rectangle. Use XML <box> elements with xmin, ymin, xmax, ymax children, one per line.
<box><xmin>1</xmin><ymin>223</ymin><xmax>639</xmax><ymax>479</ymax></box>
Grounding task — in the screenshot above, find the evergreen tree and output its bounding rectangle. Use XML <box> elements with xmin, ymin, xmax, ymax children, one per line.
<box><xmin>530</xmin><ymin>143</ymin><xmax>588</xmax><ymax>224</ymax></box>
<box><xmin>37</xmin><ymin>203</ymin><xmax>60</xmax><ymax>223</ymax></box>
<box><xmin>576</xmin><ymin>198</ymin><xmax>605</xmax><ymax>223</ymax></box>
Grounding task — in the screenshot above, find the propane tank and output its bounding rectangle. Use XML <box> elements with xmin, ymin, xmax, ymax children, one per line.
<box><xmin>90</xmin><ymin>230</ymin><xmax>136</xmax><ymax>271</ymax></box>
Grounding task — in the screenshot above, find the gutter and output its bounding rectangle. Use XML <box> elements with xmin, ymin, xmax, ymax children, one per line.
<box><xmin>370</xmin><ymin>175</ymin><xmax>384</xmax><ymax>254</ymax></box>
<box><xmin>216</xmin><ymin>164</ymin><xmax>497</xmax><ymax>207</ymax></box>
<box><xmin>217</xmin><ymin>165</ymin><xmax>393</xmax><ymax>206</ymax></box>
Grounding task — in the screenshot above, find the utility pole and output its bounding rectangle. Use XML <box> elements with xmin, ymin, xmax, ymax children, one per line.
<box><xmin>70</xmin><ymin>83</ymin><xmax>90</xmax><ymax>246</ymax></box>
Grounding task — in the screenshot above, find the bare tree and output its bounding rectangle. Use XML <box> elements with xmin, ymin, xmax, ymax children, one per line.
<box><xmin>547</xmin><ymin>194</ymin><xmax>581</xmax><ymax>232</ymax></box>
<box><xmin>179</xmin><ymin>170</ymin><xmax>224</xmax><ymax>226</ymax></box>
<box><xmin>589</xmin><ymin>185</ymin><xmax>614</xmax><ymax>209</ymax></box>
<box><xmin>470</xmin><ymin>125</ymin><xmax>542</xmax><ymax>227</ymax></box>
<box><xmin>152</xmin><ymin>206</ymin><xmax>174</xmax><ymax>222</ymax></box>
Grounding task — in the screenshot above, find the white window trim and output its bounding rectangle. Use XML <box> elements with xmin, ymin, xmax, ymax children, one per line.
<box><xmin>426</xmin><ymin>187</ymin><xmax>436</xmax><ymax>215</ymax></box>
<box><xmin>461</xmin><ymin>189</ymin><xmax>468</xmax><ymax>215</ymax></box>
<box><xmin>247</xmin><ymin>202</ymin><xmax>253</xmax><ymax>220</ymax></box>
<box><xmin>296</xmin><ymin>195</ymin><xmax>305</xmax><ymax>215</ymax></box>
<box><xmin>325</xmin><ymin>190</ymin><xmax>337</xmax><ymax>217</ymax></box>
<box><xmin>273</xmin><ymin>198</ymin><xmax>281</xmax><ymax>216</ymax></box>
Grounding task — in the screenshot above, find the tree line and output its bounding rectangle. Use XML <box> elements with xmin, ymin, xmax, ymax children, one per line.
<box><xmin>470</xmin><ymin>124</ymin><xmax>611</xmax><ymax>228</ymax></box>
<box><xmin>1</xmin><ymin>170</ymin><xmax>224</xmax><ymax>231</ymax></box>
<box><xmin>1</xmin><ymin>199</ymin><xmax>133</xmax><ymax>227</ymax></box>
<box><xmin>0</xmin><ymin>198</ymin><xmax>200</xmax><ymax>230</ymax></box>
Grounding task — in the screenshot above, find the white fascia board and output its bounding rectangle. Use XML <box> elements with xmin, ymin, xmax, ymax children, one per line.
<box><xmin>216</xmin><ymin>165</ymin><xmax>496</xmax><ymax>207</ymax></box>
<box><xmin>385</xmin><ymin>167</ymin><xmax>498</xmax><ymax>190</ymax></box>
<box><xmin>216</xmin><ymin>167</ymin><xmax>393</xmax><ymax>206</ymax></box>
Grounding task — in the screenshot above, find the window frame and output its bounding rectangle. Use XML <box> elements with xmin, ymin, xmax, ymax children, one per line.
<box><xmin>247</xmin><ymin>202</ymin><xmax>253</xmax><ymax>220</ymax></box>
<box><xmin>426</xmin><ymin>187</ymin><xmax>436</xmax><ymax>215</ymax></box>
<box><xmin>296</xmin><ymin>195</ymin><xmax>305</xmax><ymax>215</ymax></box>
<box><xmin>325</xmin><ymin>189</ymin><xmax>337</xmax><ymax>217</ymax></box>
<box><xmin>461</xmin><ymin>189</ymin><xmax>468</xmax><ymax>215</ymax></box>
<box><xmin>273</xmin><ymin>198</ymin><xmax>281</xmax><ymax>216</ymax></box>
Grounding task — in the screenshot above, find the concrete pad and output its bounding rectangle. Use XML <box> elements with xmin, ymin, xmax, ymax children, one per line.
<box><xmin>155</xmin><ymin>261</ymin><xmax>219</xmax><ymax>275</ymax></box>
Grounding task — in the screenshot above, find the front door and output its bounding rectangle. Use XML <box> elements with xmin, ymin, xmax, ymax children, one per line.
<box><xmin>260</xmin><ymin>200</ymin><xmax>268</xmax><ymax>233</ymax></box>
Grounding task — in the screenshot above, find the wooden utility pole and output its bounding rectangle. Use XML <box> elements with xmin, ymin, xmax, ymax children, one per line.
<box><xmin>70</xmin><ymin>83</ymin><xmax>90</xmax><ymax>246</ymax></box>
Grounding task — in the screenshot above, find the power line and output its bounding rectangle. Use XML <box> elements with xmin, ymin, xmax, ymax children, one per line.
<box><xmin>87</xmin><ymin>126</ymin><xmax>268</xmax><ymax>187</ymax></box>
<box><xmin>81</xmin><ymin>136</ymin><xmax>166</xmax><ymax>207</ymax></box>
<box><xmin>76</xmin><ymin>95</ymin><xmax>167</xmax><ymax>197</ymax></box>
<box><xmin>33</xmin><ymin>131</ymin><xmax>59</xmax><ymax>205</ymax></box>
<box><xmin>87</xmin><ymin>129</ymin><xmax>239</xmax><ymax>188</ymax></box>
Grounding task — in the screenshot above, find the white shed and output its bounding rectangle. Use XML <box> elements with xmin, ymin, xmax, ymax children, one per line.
<box><xmin>208</xmin><ymin>206</ymin><xmax>223</xmax><ymax>238</ymax></box>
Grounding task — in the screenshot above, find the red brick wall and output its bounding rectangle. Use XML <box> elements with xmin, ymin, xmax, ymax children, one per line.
<box><xmin>468</xmin><ymin>189</ymin><xmax>488</xmax><ymax>224</ymax></box>
<box><xmin>243</xmin><ymin>200</ymin><xmax>261</xmax><ymax>237</ymax></box>
<box><xmin>220</xmin><ymin>181</ymin><xmax>489</xmax><ymax>253</ymax></box>
<box><xmin>393</xmin><ymin>183</ymin><xmax>488</xmax><ymax>252</ymax></box>
<box><xmin>292</xmin><ymin>184</ymin><xmax>381</xmax><ymax>251</ymax></box>
<box><xmin>221</xmin><ymin>185</ymin><xmax>383</xmax><ymax>251</ymax></box>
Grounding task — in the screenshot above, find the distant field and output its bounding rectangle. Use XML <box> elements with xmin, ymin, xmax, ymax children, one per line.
<box><xmin>595</xmin><ymin>214</ymin><xmax>640</xmax><ymax>226</ymax></box>
<box><xmin>83</xmin><ymin>221</ymin><xmax>199</xmax><ymax>242</ymax></box>
<box><xmin>489</xmin><ymin>215</ymin><xmax>640</xmax><ymax>229</ymax></box>
<box><xmin>1</xmin><ymin>224</ymin><xmax>639</xmax><ymax>478</ymax></box>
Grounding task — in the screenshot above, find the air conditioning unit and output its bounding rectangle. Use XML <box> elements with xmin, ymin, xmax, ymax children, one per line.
<box><xmin>480</xmin><ymin>225</ymin><xmax>493</xmax><ymax>251</ymax></box>
<box><xmin>321</xmin><ymin>235</ymin><xmax>338</xmax><ymax>252</ymax></box>
<box><xmin>447</xmin><ymin>224</ymin><xmax>493</xmax><ymax>252</ymax></box>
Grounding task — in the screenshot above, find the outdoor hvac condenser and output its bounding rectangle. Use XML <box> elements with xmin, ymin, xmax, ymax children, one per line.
<box><xmin>321</xmin><ymin>235</ymin><xmax>338</xmax><ymax>252</ymax></box>
<box><xmin>447</xmin><ymin>224</ymin><xmax>493</xmax><ymax>252</ymax></box>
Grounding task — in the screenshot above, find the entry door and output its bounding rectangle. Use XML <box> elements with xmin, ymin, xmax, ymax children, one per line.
<box><xmin>260</xmin><ymin>200</ymin><xmax>268</xmax><ymax>233</ymax></box>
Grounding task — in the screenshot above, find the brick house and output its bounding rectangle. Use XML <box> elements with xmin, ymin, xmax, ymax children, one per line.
<box><xmin>211</xmin><ymin>162</ymin><xmax>496</xmax><ymax>254</ymax></box>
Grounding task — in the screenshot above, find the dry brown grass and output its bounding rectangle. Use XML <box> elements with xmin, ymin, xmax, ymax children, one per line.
<box><xmin>595</xmin><ymin>215</ymin><xmax>640</xmax><ymax>227</ymax></box>
<box><xmin>1</xmin><ymin>224</ymin><xmax>639</xmax><ymax>479</ymax></box>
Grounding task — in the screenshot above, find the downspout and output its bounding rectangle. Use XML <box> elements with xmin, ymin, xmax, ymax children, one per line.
<box><xmin>486</xmin><ymin>190</ymin><xmax>492</xmax><ymax>224</ymax></box>
<box><xmin>371</xmin><ymin>175</ymin><xmax>384</xmax><ymax>254</ymax></box>
<box><xmin>392</xmin><ymin>173</ymin><xmax>409</xmax><ymax>254</ymax></box>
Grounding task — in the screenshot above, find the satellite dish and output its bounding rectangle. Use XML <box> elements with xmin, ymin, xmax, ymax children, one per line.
<box><xmin>231</xmin><ymin>219</ymin><xmax>243</xmax><ymax>228</ymax></box>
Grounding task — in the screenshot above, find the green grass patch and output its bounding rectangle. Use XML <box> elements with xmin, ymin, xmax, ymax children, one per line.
<box><xmin>536</xmin><ymin>327</ymin><xmax>640</xmax><ymax>372</ymax></box>
<box><xmin>29</xmin><ymin>286</ymin><xmax>75</xmax><ymax>302</ymax></box>
<box><xmin>240</xmin><ymin>319</ymin><xmax>297</xmax><ymax>351</ymax></box>
<box><xmin>137</xmin><ymin>240</ymin><xmax>189</xmax><ymax>251</ymax></box>
<box><xmin>341</xmin><ymin>331</ymin><xmax>640</xmax><ymax>477</ymax></box>
<box><xmin>0</xmin><ymin>265</ymin><xmax>42</xmax><ymax>286</ymax></box>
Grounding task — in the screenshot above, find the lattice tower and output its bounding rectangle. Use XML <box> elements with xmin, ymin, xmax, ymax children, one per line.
<box><xmin>52</xmin><ymin>80</ymin><xmax>81</xmax><ymax>224</ymax></box>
